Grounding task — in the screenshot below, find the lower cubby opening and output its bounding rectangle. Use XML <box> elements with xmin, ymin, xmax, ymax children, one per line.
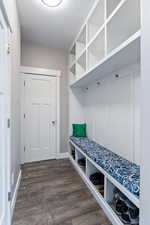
<box><xmin>76</xmin><ymin>150</ymin><xmax>86</xmax><ymax>173</ymax></box>
<box><xmin>86</xmin><ymin>159</ymin><xmax>104</xmax><ymax>197</ymax></box>
<box><xmin>70</xmin><ymin>144</ymin><xmax>76</xmax><ymax>160</ymax></box>
<box><xmin>105</xmin><ymin>179</ymin><xmax>139</xmax><ymax>225</ymax></box>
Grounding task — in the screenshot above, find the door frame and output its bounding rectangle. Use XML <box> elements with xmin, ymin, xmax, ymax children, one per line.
<box><xmin>20</xmin><ymin>66</ymin><xmax>61</xmax><ymax>164</ymax></box>
<box><xmin>0</xmin><ymin>2</ymin><xmax>12</xmax><ymax>225</ymax></box>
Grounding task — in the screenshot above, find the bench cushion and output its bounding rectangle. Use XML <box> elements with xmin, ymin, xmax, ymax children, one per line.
<box><xmin>70</xmin><ymin>136</ymin><xmax>140</xmax><ymax>198</ymax></box>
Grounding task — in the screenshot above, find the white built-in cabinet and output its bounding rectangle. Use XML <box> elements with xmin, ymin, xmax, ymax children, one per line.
<box><xmin>69</xmin><ymin>141</ymin><xmax>139</xmax><ymax>225</ymax></box>
<box><xmin>68</xmin><ymin>0</ymin><xmax>141</xmax><ymax>224</ymax></box>
<box><xmin>69</xmin><ymin>0</ymin><xmax>141</xmax><ymax>87</ymax></box>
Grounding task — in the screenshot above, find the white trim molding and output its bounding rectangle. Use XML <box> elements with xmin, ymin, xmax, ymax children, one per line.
<box><xmin>0</xmin><ymin>1</ymin><xmax>12</xmax><ymax>32</ymax></box>
<box><xmin>11</xmin><ymin>170</ymin><xmax>22</xmax><ymax>218</ymax></box>
<box><xmin>56</xmin><ymin>76</ymin><xmax>61</xmax><ymax>159</ymax></box>
<box><xmin>57</xmin><ymin>152</ymin><xmax>69</xmax><ymax>159</ymax></box>
<box><xmin>20</xmin><ymin>66</ymin><xmax>61</xmax><ymax>77</ymax></box>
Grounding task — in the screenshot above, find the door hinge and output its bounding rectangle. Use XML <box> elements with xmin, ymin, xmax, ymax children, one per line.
<box><xmin>7</xmin><ymin>118</ymin><xmax>10</xmax><ymax>128</ymax></box>
<box><xmin>8</xmin><ymin>192</ymin><xmax>11</xmax><ymax>202</ymax></box>
<box><xmin>7</xmin><ymin>44</ymin><xmax>11</xmax><ymax>55</ymax></box>
<box><xmin>24</xmin><ymin>81</ymin><xmax>26</xmax><ymax>86</ymax></box>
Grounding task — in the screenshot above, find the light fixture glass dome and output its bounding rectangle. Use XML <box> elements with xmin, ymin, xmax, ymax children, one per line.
<box><xmin>41</xmin><ymin>0</ymin><xmax>63</xmax><ymax>7</ymax></box>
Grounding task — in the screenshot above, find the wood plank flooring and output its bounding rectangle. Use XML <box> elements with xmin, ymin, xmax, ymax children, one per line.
<box><xmin>12</xmin><ymin>159</ymin><xmax>112</xmax><ymax>225</ymax></box>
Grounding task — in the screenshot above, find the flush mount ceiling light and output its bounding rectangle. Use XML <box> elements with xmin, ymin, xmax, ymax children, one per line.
<box><xmin>41</xmin><ymin>0</ymin><xmax>63</xmax><ymax>7</ymax></box>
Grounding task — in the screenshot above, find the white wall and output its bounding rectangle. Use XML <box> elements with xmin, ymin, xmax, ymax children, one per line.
<box><xmin>70</xmin><ymin>63</ymin><xmax>141</xmax><ymax>165</ymax></box>
<box><xmin>83</xmin><ymin>63</ymin><xmax>140</xmax><ymax>164</ymax></box>
<box><xmin>9</xmin><ymin>0</ymin><xmax>21</xmax><ymax>200</ymax></box>
<box><xmin>69</xmin><ymin>88</ymin><xmax>85</xmax><ymax>135</ymax></box>
<box><xmin>140</xmin><ymin>0</ymin><xmax>150</xmax><ymax>223</ymax></box>
<box><xmin>21</xmin><ymin>41</ymin><xmax>68</xmax><ymax>153</ymax></box>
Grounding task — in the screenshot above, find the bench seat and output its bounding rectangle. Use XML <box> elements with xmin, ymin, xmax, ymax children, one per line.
<box><xmin>70</xmin><ymin>136</ymin><xmax>140</xmax><ymax>198</ymax></box>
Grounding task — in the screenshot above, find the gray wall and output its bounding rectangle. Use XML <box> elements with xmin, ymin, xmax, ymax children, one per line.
<box><xmin>21</xmin><ymin>41</ymin><xmax>68</xmax><ymax>153</ymax></box>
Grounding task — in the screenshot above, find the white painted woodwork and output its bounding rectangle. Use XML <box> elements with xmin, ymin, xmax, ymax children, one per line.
<box><xmin>107</xmin><ymin>0</ymin><xmax>141</xmax><ymax>54</ymax></box>
<box><xmin>20</xmin><ymin>66</ymin><xmax>61</xmax><ymax>77</ymax></box>
<box><xmin>0</xmin><ymin>0</ymin><xmax>12</xmax><ymax>31</ymax></box>
<box><xmin>69</xmin><ymin>140</ymin><xmax>140</xmax><ymax>208</ymax></box>
<box><xmin>23</xmin><ymin>75</ymin><xmax>57</xmax><ymax>163</ymax></box>
<box><xmin>68</xmin><ymin>0</ymin><xmax>141</xmax><ymax>165</ymax></box>
<box><xmin>69</xmin><ymin>142</ymin><xmax>139</xmax><ymax>225</ymax></box>
<box><xmin>69</xmin><ymin>0</ymin><xmax>141</xmax><ymax>88</ymax></box>
<box><xmin>69</xmin><ymin>88</ymin><xmax>85</xmax><ymax>135</ymax></box>
<box><xmin>87</xmin><ymin>0</ymin><xmax>105</xmax><ymax>43</ymax></box>
<box><xmin>76</xmin><ymin>25</ymin><xmax>86</xmax><ymax>58</ymax></box>
<box><xmin>71</xmin><ymin>31</ymin><xmax>140</xmax><ymax>88</ymax></box>
<box><xmin>76</xmin><ymin>150</ymin><xmax>85</xmax><ymax>163</ymax></box>
<box><xmin>85</xmin><ymin>73</ymin><xmax>134</xmax><ymax>161</ymax></box>
<box><xmin>86</xmin><ymin>159</ymin><xmax>100</xmax><ymax>178</ymax></box>
<box><xmin>140</xmin><ymin>0</ymin><xmax>150</xmax><ymax>224</ymax></box>
<box><xmin>104</xmin><ymin>178</ymin><xmax>115</xmax><ymax>202</ymax></box>
<box><xmin>76</xmin><ymin>51</ymin><xmax>86</xmax><ymax>79</ymax></box>
<box><xmin>68</xmin><ymin>1</ymin><xmax>141</xmax><ymax>223</ymax></box>
<box><xmin>70</xmin><ymin>64</ymin><xmax>141</xmax><ymax>165</ymax></box>
<box><xmin>106</xmin><ymin>0</ymin><xmax>121</xmax><ymax>18</ymax></box>
<box><xmin>69</xmin><ymin>44</ymin><xmax>76</xmax><ymax>66</ymax></box>
<box><xmin>87</xmin><ymin>28</ymin><xmax>105</xmax><ymax>71</ymax></box>
<box><xmin>0</xmin><ymin>6</ymin><xmax>11</xmax><ymax>225</ymax></box>
<box><xmin>0</xmin><ymin>94</ymin><xmax>6</xmax><ymax>225</ymax></box>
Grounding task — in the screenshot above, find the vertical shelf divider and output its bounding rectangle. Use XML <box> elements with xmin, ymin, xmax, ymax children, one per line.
<box><xmin>104</xmin><ymin>177</ymin><xmax>115</xmax><ymax>202</ymax></box>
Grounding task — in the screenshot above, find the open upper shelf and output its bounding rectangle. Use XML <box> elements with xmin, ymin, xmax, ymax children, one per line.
<box><xmin>71</xmin><ymin>31</ymin><xmax>140</xmax><ymax>88</ymax></box>
<box><xmin>88</xmin><ymin>28</ymin><xmax>105</xmax><ymax>71</ymax></box>
<box><xmin>88</xmin><ymin>0</ymin><xmax>105</xmax><ymax>43</ymax></box>
<box><xmin>70</xmin><ymin>63</ymin><xmax>76</xmax><ymax>75</ymax></box>
<box><xmin>106</xmin><ymin>0</ymin><xmax>122</xmax><ymax>18</ymax></box>
<box><xmin>76</xmin><ymin>51</ymin><xmax>86</xmax><ymax>79</ymax></box>
<box><xmin>76</xmin><ymin>25</ymin><xmax>86</xmax><ymax>58</ymax></box>
<box><xmin>69</xmin><ymin>44</ymin><xmax>76</xmax><ymax>66</ymax></box>
<box><xmin>69</xmin><ymin>0</ymin><xmax>141</xmax><ymax>88</ymax></box>
<box><xmin>69</xmin><ymin>63</ymin><xmax>76</xmax><ymax>84</ymax></box>
<box><xmin>107</xmin><ymin>0</ymin><xmax>141</xmax><ymax>54</ymax></box>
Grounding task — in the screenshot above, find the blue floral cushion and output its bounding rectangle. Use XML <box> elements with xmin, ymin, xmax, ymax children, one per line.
<box><xmin>70</xmin><ymin>136</ymin><xmax>140</xmax><ymax>198</ymax></box>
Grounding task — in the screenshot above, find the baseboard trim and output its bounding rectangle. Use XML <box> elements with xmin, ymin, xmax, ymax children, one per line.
<box><xmin>11</xmin><ymin>170</ymin><xmax>22</xmax><ymax>218</ymax></box>
<box><xmin>57</xmin><ymin>152</ymin><xmax>68</xmax><ymax>159</ymax></box>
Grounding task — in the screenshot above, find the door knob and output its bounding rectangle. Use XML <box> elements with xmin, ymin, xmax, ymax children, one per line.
<box><xmin>52</xmin><ymin>121</ymin><xmax>56</xmax><ymax>125</ymax></box>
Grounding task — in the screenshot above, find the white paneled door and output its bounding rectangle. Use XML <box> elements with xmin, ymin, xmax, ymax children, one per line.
<box><xmin>23</xmin><ymin>75</ymin><xmax>57</xmax><ymax>163</ymax></box>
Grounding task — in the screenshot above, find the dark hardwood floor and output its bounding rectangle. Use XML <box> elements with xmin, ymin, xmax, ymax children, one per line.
<box><xmin>12</xmin><ymin>159</ymin><xmax>112</xmax><ymax>225</ymax></box>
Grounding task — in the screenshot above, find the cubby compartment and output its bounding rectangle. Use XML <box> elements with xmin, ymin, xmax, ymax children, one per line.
<box><xmin>86</xmin><ymin>160</ymin><xmax>104</xmax><ymax>197</ymax></box>
<box><xmin>69</xmin><ymin>44</ymin><xmax>76</xmax><ymax>65</ymax></box>
<box><xmin>69</xmin><ymin>0</ymin><xmax>141</xmax><ymax>88</ymax></box>
<box><xmin>70</xmin><ymin>143</ymin><xmax>76</xmax><ymax>160</ymax></box>
<box><xmin>88</xmin><ymin>29</ymin><xmax>105</xmax><ymax>70</ymax></box>
<box><xmin>107</xmin><ymin>0</ymin><xmax>141</xmax><ymax>54</ymax></box>
<box><xmin>70</xmin><ymin>63</ymin><xmax>76</xmax><ymax>75</ymax></box>
<box><xmin>69</xmin><ymin>63</ymin><xmax>76</xmax><ymax>84</ymax></box>
<box><xmin>88</xmin><ymin>0</ymin><xmax>105</xmax><ymax>43</ymax></box>
<box><xmin>76</xmin><ymin>51</ymin><xmax>86</xmax><ymax>78</ymax></box>
<box><xmin>106</xmin><ymin>0</ymin><xmax>122</xmax><ymax>18</ymax></box>
<box><xmin>76</xmin><ymin>26</ymin><xmax>86</xmax><ymax>58</ymax></box>
<box><xmin>105</xmin><ymin>179</ymin><xmax>139</xmax><ymax>225</ymax></box>
<box><xmin>76</xmin><ymin>150</ymin><xmax>86</xmax><ymax>173</ymax></box>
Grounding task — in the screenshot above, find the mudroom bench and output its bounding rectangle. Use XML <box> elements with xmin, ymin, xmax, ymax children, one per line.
<box><xmin>69</xmin><ymin>136</ymin><xmax>140</xmax><ymax>225</ymax></box>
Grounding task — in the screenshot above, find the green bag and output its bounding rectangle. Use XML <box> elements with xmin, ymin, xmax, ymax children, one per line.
<box><xmin>72</xmin><ymin>124</ymin><xmax>87</xmax><ymax>137</ymax></box>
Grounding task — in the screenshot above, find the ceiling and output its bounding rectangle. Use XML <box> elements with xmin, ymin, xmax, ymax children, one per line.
<box><xmin>17</xmin><ymin>0</ymin><xmax>94</xmax><ymax>50</ymax></box>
